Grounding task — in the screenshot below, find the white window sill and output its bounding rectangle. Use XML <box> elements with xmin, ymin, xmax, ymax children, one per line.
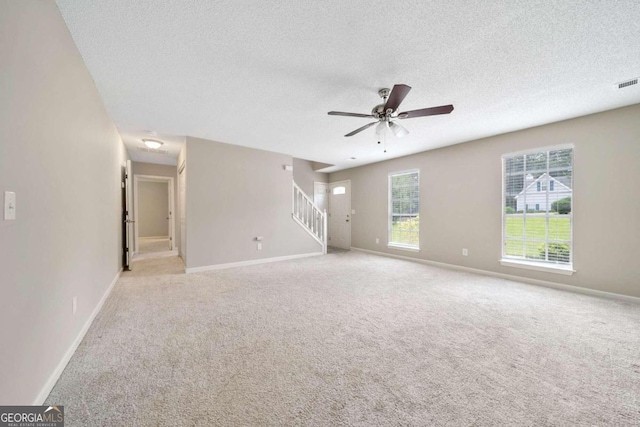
<box><xmin>500</xmin><ymin>259</ymin><xmax>575</xmax><ymax>275</ymax></box>
<box><xmin>387</xmin><ymin>243</ymin><xmax>420</xmax><ymax>253</ymax></box>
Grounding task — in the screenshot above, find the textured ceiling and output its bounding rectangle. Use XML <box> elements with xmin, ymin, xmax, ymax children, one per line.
<box><xmin>56</xmin><ymin>0</ymin><xmax>640</xmax><ymax>171</ymax></box>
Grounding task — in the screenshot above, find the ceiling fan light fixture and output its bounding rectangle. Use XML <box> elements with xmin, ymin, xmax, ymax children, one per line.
<box><xmin>327</xmin><ymin>84</ymin><xmax>453</xmax><ymax>137</ymax></box>
<box><xmin>142</xmin><ymin>139</ymin><xmax>163</xmax><ymax>149</ymax></box>
<box><xmin>375</xmin><ymin>121</ymin><xmax>388</xmax><ymax>135</ymax></box>
<box><xmin>389</xmin><ymin>121</ymin><xmax>409</xmax><ymax>137</ymax></box>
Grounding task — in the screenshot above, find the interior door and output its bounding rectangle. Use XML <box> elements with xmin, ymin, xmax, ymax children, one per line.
<box><xmin>167</xmin><ymin>181</ymin><xmax>173</xmax><ymax>250</ymax></box>
<box><xmin>124</xmin><ymin>160</ymin><xmax>134</xmax><ymax>270</ymax></box>
<box><xmin>328</xmin><ymin>180</ymin><xmax>351</xmax><ymax>249</ymax></box>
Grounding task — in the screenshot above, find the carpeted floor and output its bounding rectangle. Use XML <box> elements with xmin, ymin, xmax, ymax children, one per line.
<box><xmin>46</xmin><ymin>251</ymin><xmax>640</xmax><ymax>426</ymax></box>
<box><xmin>137</xmin><ymin>237</ymin><xmax>171</xmax><ymax>254</ymax></box>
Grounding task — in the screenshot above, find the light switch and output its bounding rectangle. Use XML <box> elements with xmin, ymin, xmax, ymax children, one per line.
<box><xmin>351</xmin><ymin>209</ymin><xmax>356</xmax><ymax>215</ymax></box>
<box><xmin>4</xmin><ymin>191</ymin><xmax>16</xmax><ymax>220</ymax></box>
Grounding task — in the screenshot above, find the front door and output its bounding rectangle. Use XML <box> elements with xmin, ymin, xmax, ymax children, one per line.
<box><xmin>328</xmin><ymin>180</ymin><xmax>351</xmax><ymax>250</ymax></box>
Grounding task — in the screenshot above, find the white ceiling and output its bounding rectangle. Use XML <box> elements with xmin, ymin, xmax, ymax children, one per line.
<box><xmin>56</xmin><ymin>0</ymin><xmax>640</xmax><ymax>171</ymax></box>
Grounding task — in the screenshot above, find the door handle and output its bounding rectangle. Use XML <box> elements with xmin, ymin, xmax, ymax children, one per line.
<box><xmin>346</xmin><ymin>219</ymin><xmax>349</xmax><ymax>222</ymax></box>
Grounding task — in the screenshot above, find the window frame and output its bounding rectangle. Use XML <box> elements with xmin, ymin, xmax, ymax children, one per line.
<box><xmin>332</xmin><ymin>186</ymin><xmax>346</xmax><ymax>195</ymax></box>
<box><xmin>500</xmin><ymin>145</ymin><xmax>575</xmax><ymax>275</ymax></box>
<box><xmin>388</xmin><ymin>169</ymin><xmax>420</xmax><ymax>252</ymax></box>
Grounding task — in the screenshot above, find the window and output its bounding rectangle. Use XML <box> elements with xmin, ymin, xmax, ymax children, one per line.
<box><xmin>388</xmin><ymin>170</ymin><xmax>419</xmax><ymax>250</ymax></box>
<box><xmin>502</xmin><ymin>147</ymin><xmax>573</xmax><ymax>271</ymax></box>
<box><xmin>332</xmin><ymin>186</ymin><xmax>346</xmax><ymax>195</ymax></box>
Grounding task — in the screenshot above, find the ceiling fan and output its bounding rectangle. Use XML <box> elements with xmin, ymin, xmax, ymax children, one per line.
<box><xmin>328</xmin><ymin>84</ymin><xmax>454</xmax><ymax>137</ymax></box>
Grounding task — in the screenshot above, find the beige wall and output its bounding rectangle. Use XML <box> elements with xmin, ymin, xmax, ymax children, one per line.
<box><xmin>184</xmin><ymin>137</ymin><xmax>322</xmax><ymax>269</ymax></box>
<box><xmin>132</xmin><ymin>162</ymin><xmax>179</xmax><ymax>247</ymax></box>
<box><xmin>293</xmin><ymin>158</ymin><xmax>329</xmax><ymax>197</ymax></box>
<box><xmin>138</xmin><ymin>181</ymin><xmax>169</xmax><ymax>237</ymax></box>
<box><xmin>0</xmin><ymin>1</ymin><xmax>128</xmax><ymax>404</ymax></box>
<box><xmin>330</xmin><ymin>104</ymin><xmax>640</xmax><ymax>298</ymax></box>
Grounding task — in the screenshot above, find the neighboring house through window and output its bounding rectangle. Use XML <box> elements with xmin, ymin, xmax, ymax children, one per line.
<box><xmin>502</xmin><ymin>147</ymin><xmax>573</xmax><ymax>271</ymax></box>
<box><xmin>388</xmin><ymin>169</ymin><xmax>420</xmax><ymax>251</ymax></box>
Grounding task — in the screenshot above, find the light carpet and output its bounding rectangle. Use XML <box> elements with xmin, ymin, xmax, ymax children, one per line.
<box><xmin>137</xmin><ymin>237</ymin><xmax>171</xmax><ymax>254</ymax></box>
<box><xmin>46</xmin><ymin>251</ymin><xmax>640</xmax><ymax>426</ymax></box>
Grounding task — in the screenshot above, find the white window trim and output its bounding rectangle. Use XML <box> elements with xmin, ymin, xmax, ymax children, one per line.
<box><xmin>500</xmin><ymin>143</ymin><xmax>574</xmax><ymax>159</ymax></box>
<box><xmin>388</xmin><ymin>169</ymin><xmax>420</xmax><ymax>250</ymax></box>
<box><xmin>500</xmin><ymin>145</ymin><xmax>575</xmax><ymax>272</ymax></box>
<box><xmin>500</xmin><ymin>259</ymin><xmax>575</xmax><ymax>275</ymax></box>
<box><xmin>387</xmin><ymin>242</ymin><xmax>420</xmax><ymax>252</ymax></box>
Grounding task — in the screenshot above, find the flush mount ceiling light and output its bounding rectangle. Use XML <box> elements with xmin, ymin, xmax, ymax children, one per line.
<box><xmin>142</xmin><ymin>139</ymin><xmax>163</xmax><ymax>149</ymax></box>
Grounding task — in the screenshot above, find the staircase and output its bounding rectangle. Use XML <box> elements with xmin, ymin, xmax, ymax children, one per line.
<box><xmin>292</xmin><ymin>181</ymin><xmax>327</xmax><ymax>254</ymax></box>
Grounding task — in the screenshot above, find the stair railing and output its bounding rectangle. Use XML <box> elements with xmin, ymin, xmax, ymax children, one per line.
<box><xmin>292</xmin><ymin>181</ymin><xmax>327</xmax><ymax>254</ymax></box>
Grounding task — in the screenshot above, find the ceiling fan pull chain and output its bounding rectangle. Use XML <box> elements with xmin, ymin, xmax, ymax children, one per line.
<box><xmin>383</xmin><ymin>130</ymin><xmax>387</xmax><ymax>153</ymax></box>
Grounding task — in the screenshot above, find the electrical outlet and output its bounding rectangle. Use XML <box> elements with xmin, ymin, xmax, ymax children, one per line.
<box><xmin>375</xmin><ymin>238</ymin><xmax>380</xmax><ymax>244</ymax></box>
<box><xmin>257</xmin><ymin>242</ymin><xmax>262</xmax><ymax>250</ymax></box>
<box><xmin>4</xmin><ymin>191</ymin><xmax>16</xmax><ymax>220</ymax></box>
<box><xmin>72</xmin><ymin>297</ymin><xmax>77</xmax><ymax>315</ymax></box>
<box><xmin>462</xmin><ymin>248</ymin><xmax>468</xmax><ymax>256</ymax></box>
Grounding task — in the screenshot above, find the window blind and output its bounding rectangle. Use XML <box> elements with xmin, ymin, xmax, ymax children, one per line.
<box><xmin>389</xmin><ymin>170</ymin><xmax>420</xmax><ymax>248</ymax></box>
<box><xmin>503</xmin><ymin>148</ymin><xmax>573</xmax><ymax>265</ymax></box>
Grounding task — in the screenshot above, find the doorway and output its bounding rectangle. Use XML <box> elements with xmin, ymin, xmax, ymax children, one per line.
<box><xmin>122</xmin><ymin>160</ymin><xmax>133</xmax><ymax>270</ymax></box>
<box><xmin>133</xmin><ymin>175</ymin><xmax>175</xmax><ymax>258</ymax></box>
<box><xmin>328</xmin><ymin>180</ymin><xmax>351</xmax><ymax>250</ymax></box>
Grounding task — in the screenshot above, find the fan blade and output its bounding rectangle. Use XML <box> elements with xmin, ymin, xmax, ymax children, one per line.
<box><xmin>328</xmin><ymin>111</ymin><xmax>374</xmax><ymax>118</ymax></box>
<box><xmin>389</xmin><ymin>121</ymin><xmax>409</xmax><ymax>137</ymax></box>
<box><xmin>345</xmin><ymin>121</ymin><xmax>378</xmax><ymax>137</ymax></box>
<box><xmin>398</xmin><ymin>104</ymin><xmax>454</xmax><ymax>119</ymax></box>
<box><xmin>384</xmin><ymin>84</ymin><xmax>411</xmax><ymax>113</ymax></box>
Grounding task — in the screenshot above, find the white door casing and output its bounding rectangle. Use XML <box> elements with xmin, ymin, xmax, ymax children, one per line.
<box><xmin>328</xmin><ymin>180</ymin><xmax>351</xmax><ymax>250</ymax></box>
<box><xmin>178</xmin><ymin>161</ymin><xmax>186</xmax><ymax>261</ymax></box>
<box><xmin>125</xmin><ymin>160</ymin><xmax>134</xmax><ymax>269</ymax></box>
<box><xmin>133</xmin><ymin>175</ymin><xmax>175</xmax><ymax>253</ymax></box>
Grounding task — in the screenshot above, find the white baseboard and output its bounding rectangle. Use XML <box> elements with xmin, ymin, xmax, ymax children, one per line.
<box><xmin>351</xmin><ymin>247</ymin><xmax>640</xmax><ymax>304</ymax></box>
<box><xmin>186</xmin><ymin>252</ymin><xmax>324</xmax><ymax>274</ymax></box>
<box><xmin>33</xmin><ymin>268</ymin><xmax>123</xmax><ymax>405</ymax></box>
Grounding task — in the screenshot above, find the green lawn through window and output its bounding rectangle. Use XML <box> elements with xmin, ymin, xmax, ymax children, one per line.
<box><xmin>389</xmin><ymin>215</ymin><xmax>571</xmax><ymax>258</ymax></box>
<box><xmin>504</xmin><ymin>215</ymin><xmax>571</xmax><ymax>259</ymax></box>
